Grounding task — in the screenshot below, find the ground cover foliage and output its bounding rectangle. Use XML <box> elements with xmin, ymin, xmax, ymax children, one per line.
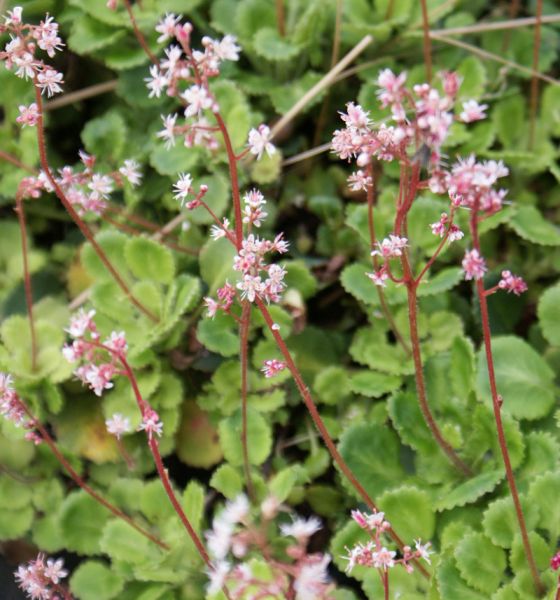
<box><xmin>1</xmin><ymin>0</ymin><xmax>560</xmax><ymax>598</ymax></box>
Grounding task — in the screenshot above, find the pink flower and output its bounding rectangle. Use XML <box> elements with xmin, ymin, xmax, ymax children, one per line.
<box><xmin>498</xmin><ymin>270</ymin><xmax>527</xmax><ymax>296</ymax></box>
<box><xmin>441</xmin><ymin>71</ymin><xmax>461</xmax><ymax>98</ymax></box>
<box><xmin>247</xmin><ymin>124</ymin><xmax>276</xmax><ymax>160</ymax></box>
<box><xmin>459</xmin><ymin>100</ymin><xmax>488</xmax><ymax>123</ymax></box>
<box><xmin>237</xmin><ymin>274</ymin><xmax>263</xmax><ymax>302</ymax></box>
<box><xmin>462</xmin><ymin>249</ymin><xmax>487</xmax><ymax>281</ymax></box>
<box><xmin>551</xmin><ymin>551</ymin><xmax>560</xmax><ymax>571</ymax></box>
<box><xmin>182</xmin><ymin>84</ymin><xmax>214</xmax><ymax>117</ymax></box>
<box><xmin>119</xmin><ymin>159</ymin><xmax>142</xmax><ymax>186</ymax></box>
<box><xmin>371</xmin><ymin>235</ymin><xmax>408</xmax><ymax>259</ymax></box>
<box><xmin>348</xmin><ymin>169</ymin><xmax>373</xmax><ymax>191</ymax></box>
<box><xmin>155</xmin><ymin>13</ymin><xmax>181</xmax><ymax>43</ymax></box>
<box><xmin>414</xmin><ymin>540</ymin><xmax>433</xmax><ymax>565</ymax></box>
<box><xmin>13</xmin><ymin>52</ymin><xmax>36</xmax><ymax>80</ymax></box>
<box><xmin>88</xmin><ymin>173</ymin><xmax>113</xmax><ymax>199</ymax></box>
<box><xmin>204</xmin><ymin>297</ymin><xmax>219</xmax><ymax>317</ymax></box>
<box><xmin>373</xmin><ymin>547</ymin><xmax>396</xmax><ymax>570</ymax></box>
<box><xmin>366</xmin><ymin>268</ymin><xmax>389</xmax><ymax>287</ymax></box>
<box><xmin>138</xmin><ymin>408</ymin><xmax>163</xmax><ymax>439</ymax></box>
<box><xmin>16</xmin><ymin>103</ymin><xmax>40</xmax><ymax>127</ymax></box>
<box><xmin>4</xmin><ymin>6</ymin><xmax>23</xmax><ymax>26</ymax></box>
<box><xmin>261</xmin><ymin>359</ymin><xmax>286</xmax><ymax>378</ymax></box>
<box><xmin>66</xmin><ymin>309</ymin><xmax>97</xmax><ymax>339</ymax></box>
<box><xmin>430</xmin><ymin>213</ymin><xmax>463</xmax><ymax>242</ymax></box>
<box><xmin>36</xmin><ymin>66</ymin><xmax>63</xmax><ymax>96</ymax></box>
<box><xmin>105</xmin><ymin>331</ymin><xmax>128</xmax><ymax>355</ymax></box>
<box><xmin>85</xmin><ymin>363</ymin><xmax>116</xmax><ymax>396</ymax></box>
<box><xmin>280</xmin><ymin>516</ymin><xmax>322</xmax><ymax>541</ymax></box>
<box><xmin>339</xmin><ymin>102</ymin><xmax>371</xmax><ymax>131</ymax></box>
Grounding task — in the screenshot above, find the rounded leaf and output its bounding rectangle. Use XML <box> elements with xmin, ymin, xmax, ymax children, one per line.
<box><xmin>219</xmin><ymin>408</ymin><xmax>272</xmax><ymax>466</ymax></box>
<box><xmin>70</xmin><ymin>561</ymin><xmax>124</xmax><ymax>600</ymax></box>
<box><xmin>537</xmin><ymin>282</ymin><xmax>560</xmax><ymax>346</ymax></box>
<box><xmin>124</xmin><ymin>237</ymin><xmax>175</xmax><ymax>284</ymax></box>
<box><xmin>378</xmin><ymin>486</ymin><xmax>435</xmax><ymax>541</ymax></box>
<box><xmin>455</xmin><ymin>532</ymin><xmax>506</xmax><ymax>594</ymax></box>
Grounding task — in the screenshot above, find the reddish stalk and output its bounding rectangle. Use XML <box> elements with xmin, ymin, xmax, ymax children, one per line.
<box><xmin>276</xmin><ymin>0</ymin><xmax>286</xmax><ymax>37</ymax></box>
<box><xmin>366</xmin><ymin>164</ymin><xmax>411</xmax><ymax>355</ymax></box>
<box><xmin>501</xmin><ymin>0</ymin><xmax>522</xmax><ymax>53</ymax></box>
<box><xmin>122</xmin><ymin>0</ymin><xmax>159</xmax><ymax>65</ymax></box>
<box><xmin>19</xmin><ymin>402</ymin><xmax>167</xmax><ymax>550</ymax></box>
<box><xmin>555</xmin><ymin>573</ymin><xmax>560</xmax><ymax>600</ymax></box>
<box><xmin>14</xmin><ymin>190</ymin><xmax>38</xmax><ymax>371</ymax></box>
<box><xmin>528</xmin><ymin>0</ymin><xmax>543</xmax><ymax>150</ymax></box>
<box><xmin>256</xmin><ymin>297</ymin><xmax>429</xmax><ymax>579</ymax></box>
<box><xmin>33</xmin><ymin>86</ymin><xmax>158</xmax><ymax>322</ymax></box>
<box><xmin>419</xmin><ymin>0</ymin><xmax>432</xmax><ymax>83</ymax></box>
<box><xmin>0</xmin><ymin>149</ymin><xmax>36</xmax><ymax>173</ymax></box>
<box><xmin>469</xmin><ymin>207</ymin><xmax>544</xmax><ymax>596</ymax></box>
<box><xmin>240</xmin><ymin>301</ymin><xmax>255</xmax><ymax>500</ymax></box>
<box><xmin>383</xmin><ymin>571</ymin><xmax>389</xmax><ymax>600</ymax></box>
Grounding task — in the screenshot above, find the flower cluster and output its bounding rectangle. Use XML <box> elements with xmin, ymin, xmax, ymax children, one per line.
<box><xmin>430</xmin><ymin>212</ymin><xmax>464</xmax><ymax>242</ymax></box>
<box><xmin>498</xmin><ymin>270</ymin><xmax>527</xmax><ymax>296</ymax></box>
<box><xmin>62</xmin><ymin>309</ymin><xmax>127</xmax><ymax>397</ymax></box>
<box><xmin>205</xmin><ymin>496</ymin><xmax>333</xmax><ymax>599</ymax></box>
<box><xmin>15</xmin><ymin>553</ymin><xmax>68</xmax><ymax>599</ymax></box>
<box><xmin>462</xmin><ymin>249</ymin><xmax>487</xmax><ymax>281</ymax></box>
<box><xmin>0</xmin><ymin>373</ymin><xmax>41</xmax><ymax>444</ymax></box>
<box><xmin>18</xmin><ymin>151</ymin><xmax>142</xmax><ymax>216</ymax></box>
<box><xmin>343</xmin><ymin>509</ymin><xmax>432</xmax><ymax>575</ymax></box>
<box><xmin>1</xmin><ymin>7</ymin><xmax>64</xmax><ymax>97</ymax></box>
<box><xmin>366</xmin><ymin>234</ymin><xmax>408</xmax><ymax>288</ymax></box>
<box><xmin>261</xmin><ymin>359</ymin><xmax>286</xmax><ymax>378</ymax></box>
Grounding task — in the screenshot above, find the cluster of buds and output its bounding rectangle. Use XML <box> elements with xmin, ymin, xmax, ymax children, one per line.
<box><xmin>62</xmin><ymin>309</ymin><xmax>127</xmax><ymax>397</ymax></box>
<box><xmin>205</xmin><ymin>496</ymin><xmax>333</xmax><ymax>599</ymax></box>
<box><xmin>430</xmin><ymin>212</ymin><xmax>464</xmax><ymax>242</ymax></box>
<box><xmin>18</xmin><ymin>151</ymin><xmax>142</xmax><ymax>216</ymax></box>
<box><xmin>1</xmin><ymin>6</ymin><xmax>64</xmax><ymax>97</ymax></box>
<box><xmin>343</xmin><ymin>509</ymin><xmax>432</xmax><ymax>575</ymax></box>
<box><xmin>15</xmin><ymin>553</ymin><xmax>68</xmax><ymax>599</ymax></box>
<box><xmin>366</xmin><ymin>234</ymin><xmax>408</xmax><ymax>288</ymax></box>
<box><xmin>146</xmin><ymin>14</ymin><xmax>275</xmax><ymax>159</ymax></box>
<box><xmin>0</xmin><ymin>373</ymin><xmax>41</xmax><ymax>444</ymax></box>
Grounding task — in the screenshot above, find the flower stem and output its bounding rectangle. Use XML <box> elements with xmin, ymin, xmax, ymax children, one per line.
<box><xmin>255</xmin><ymin>298</ymin><xmax>430</xmax><ymax>579</ymax></box>
<box><xmin>14</xmin><ymin>189</ymin><xmax>38</xmax><ymax>371</ymax></box>
<box><xmin>240</xmin><ymin>301</ymin><xmax>255</xmax><ymax>499</ymax></box>
<box><xmin>122</xmin><ymin>0</ymin><xmax>159</xmax><ymax>65</ymax></box>
<box><xmin>19</xmin><ymin>402</ymin><xmax>167</xmax><ymax>550</ymax></box>
<box><xmin>419</xmin><ymin>0</ymin><xmax>432</xmax><ymax>83</ymax></box>
<box><xmin>469</xmin><ymin>210</ymin><xmax>544</xmax><ymax>596</ymax></box>
<box><xmin>33</xmin><ymin>86</ymin><xmax>158</xmax><ymax>323</ymax></box>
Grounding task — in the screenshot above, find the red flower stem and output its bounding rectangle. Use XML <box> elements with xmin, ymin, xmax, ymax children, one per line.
<box><xmin>469</xmin><ymin>207</ymin><xmax>544</xmax><ymax>596</ymax></box>
<box><xmin>255</xmin><ymin>297</ymin><xmax>429</xmax><ymax>579</ymax></box>
<box><xmin>383</xmin><ymin>570</ymin><xmax>389</xmax><ymax>600</ymax></box>
<box><xmin>555</xmin><ymin>573</ymin><xmax>560</xmax><ymax>600</ymax></box>
<box><xmin>33</xmin><ymin>86</ymin><xmax>158</xmax><ymax>323</ymax></box>
<box><xmin>122</xmin><ymin>0</ymin><xmax>159</xmax><ymax>65</ymax></box>
<box><xmin>240</xmin><ymin>301</ymin><xmax>255</xmax><ymax>500</ymax></box>
<box><xmin>528</xmin><ymin>0</ymin><xmax>543</xmax><ymax>150</ymax></box>
<box><xmin>414</xmin><ymin>209</ymin><xmax>456</xmax><ymax>285</ymax></box>
<box><xmin>14</xmin><ymin>190</ymin><xmax>38</xmax><ymax>371</ymax></box>
<box><xmin>276</xmin><ymin>0</ymin><xmax>286</xmax><ymax>37</ymax></box>
<box><xmin>117</xmin><ymin>354</ymin><xmax>211</xmax><ymax>567</ymax></box>
<box><xmin>19</xmin><ymin>402</ymin><xmax>168</xmax><ymax>550</ymax></box>
<box><xmin>420</xmin><ymin>0</ymin><xmax>432</xmax><ymax>83</ymax></box>
<box><xmin>366</xmin><ymin>164</ymin><xmax>411</xmax><ymax>355</ymax></box>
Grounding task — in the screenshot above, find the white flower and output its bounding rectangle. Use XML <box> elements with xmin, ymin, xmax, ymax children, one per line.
<box><xmin>173</xmin><ymin>172</ymin><xmax>193</xmax><ymax>204</ymax></box>
<box><xmin>215</xmin><ymin>35</ymin><xmax>240</xmax><ymax>61</ymax></box>
<box><xmin>155</xmin><ymin>13</ymin><xmax>181</xmax><ymax>43</ymax></box>
<box><xmin>119</xmin><ymin>159</ymin><xmax>142</xmax><ymax>186</ymax></box>
<box><xmin>145</xmin><ymin>64</ymin><xmax>168</xmax><ymax>98</ymax></box>
<box><xmin>88</xmin><ymin>174</ymin><xmax>113</xmax><ymax>199</ymax></box>
<box><xmin>280</xmin><ymin>516</ymin><xmax>322</xmax><ymax>541</ymax></box>
<box><xmin>294</xmin><ymin>554</ymin><xmax>331</xmax><ymax>600</ymax></box>
<box><xmin>459</xmin><ymin>99</ymin><xmax>488</xmax><ymax>123</ymax></box>
<box><xmin>210</xmin><ymin>218</ymin><xmax>229</xmax><ymax>240</ymax></box>
<box><xmin>236</xmin><ymin>274</ymin><xmax>263</xmax><ymax>302</ymax></box>
<box><xmin>414</xmin><ymin>539</ymin><xmax>433</xmax><ymax>565</ymax></box>
<box><xmin>182</xmin><ymin>84</ymin><xmax>214</xmax><ymax>117</ymax></box>
<box><xmin>4</xmin><ymin>6</ymin><xmax>23</xmax><ymax>26</ymax></box>
<box><xmin>36</xmin><ymin>67</ymin><xmax>63</xmax><ymax>96</ymax></box>
<box><xmin>206</xmin><ymin>561</ymin><xmax>230</xmax><ymax>597</ymax></box>
<box><xmin>156</xmin><ymin>113</ymin><xmax>177</xmax><ymax>149</ymax></box>
<box><xmin>105</xmin><ymin>413</ymin><xmax>131</xmax><ymax>440</ymax></box>
<box><xmin>248</xmin><ymin>124</ymin><xmax>276</xmax><ymax>160</ymax></box>
<box><xmin>222</xmin><ymin>494</ymin><xmax>250</xmax><ymax>524</ymax></box>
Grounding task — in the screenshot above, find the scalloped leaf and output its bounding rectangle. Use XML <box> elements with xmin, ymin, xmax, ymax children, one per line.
<box><xmin>82</xmin><ymin>111</ymin><xmax>127</xmax><ymax>161</ymax></box>
<box><xmin>435</xmin><ymin>469</ymin><xmax>504</xmax><ymax>512</ymax></box>
<box><xmin>338</xmin><ymin>423</ymin><xmax>404</xmax><ymax>498</ymax></box>
<box><xmin>437</xmin><ymin>555</ymin><xmax>487</xmax><ymax>600</ymax></box>
<box><xmin>313</xmin><ymin>366</ymin><xmax>351</xmax><ymax>405</ymax></box>
<box><xmin>450</xmin><ymin>336</ymin><xmax>475</xmax><ymax>400</ymax></box>
<box><xmin>454</xmin><ymin>532</ymin><xmax>506</xmax><ymax>594</ymax></box>
<box><xmin>537</xmin><ymin>282</ymin><xmax>560</xmax><ymax>346</ymax></box>
<box><xmin>482</xmin><ymin>496</ymin><xmax>539</xmax><ymax>548</ymax></box>
<box><xmin>199</xmin><ymin>237</ymin><xmax>237</xmax><ymax>294</ymax></box>
<box><xmin>70</xmin><ymin>560</ymin><xmax>125</xmax><ymax>600</ymax></box>
<box><xmin>378</xmin><ymin>486</ymin><xmax>435</xmax><ymax>541</ymax></box>
<box><xmin>197</xmin><ymin>312</ymin><xmax>238</xmax><ymax>357</ymax></box>
<box><xmin>81</xmin><ymin>230</ymin><xmax>130</xmax><ymax>282</ymax></box>
<box><xmin>509</xmin><ymin>205</ymin><xmax>560</xmax><ymax>246</ymax></box>
<box><xmin>253</xmin><ymin>27</ymin><xmax>301</xmax><ymax>61</ymax></box>
<box><xmin>124</xmin><ymin>237</ymin><xmax>175</xmax><ymax>284</ymax></box>
<box><xmin>476</xmin><ymin>336</ymin><xmax>556</xmax><ymax>420</ymax></box>
<box><xmin>417</xmin><ymin>267</ymin><xmax>463</xmax><ymax>297</ymax></box>
<box><xmin>509</xmin><ymin>532</ymin><xmax>550</xmax><ymax>572</ymax></box>
<box><xmin>348</xmin><ymin>370</ymin><xmax>402</xmax><ymax>398</ymax></box>
<box><xmin>218</xmin><ymin>408</ymin><xmax>272</xmax><ymax>466</ymax></box>
<box><xmin>68</xmin><ymin>15</ymin><xmax>126</xmax><ymax>54</ymax></box>
<box><xmin>519</xmin><ymin>431</ymin><xmax>560</xmax><ymax>482</ymax></box>
<box><xmin>388</xmin><ymin>391</ymin><xmax>439</xmax><ymax>454</ymax></box>
<box><xmin>350</xmin><ymin>327</ymin><xmax>414</xmax><ymax>375</ymax></box>
<box><xmin>60</xmin><ymin>491</ymin><xmax>109</xmax><ymax>555</ymax></box>
<box><xmin>528</xmin><ymin>470</ymin><xmax>560</xmax><ymax>537</ymax></box>
<box><xmin>100</xmin><ymin>519</ymin><xmax>159</xmax><ymax>564</ymax></box>
<box><xmin>210</xmin><ymin>464</ymin><xmax>243</xmax><ymax>500</ymax></box>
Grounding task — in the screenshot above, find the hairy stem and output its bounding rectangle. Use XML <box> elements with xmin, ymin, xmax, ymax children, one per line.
<box><xmin>528</xmin><ymin>0</ymin><xmax>543</xmax><ymax>150</ymax></box>
<box><xmin>122</xmin><ymin>0</ymin><xmax>159</xmax><ymax>65</ymax></box>
<box><xmin>469</xmin><ymin>209</ymin><xmax>544</xmax><ymax>596</ymax></box>
<box><xmin>240</xmin><ymin>301</ymin><xmax>255</xmax><ymax>499</ymax></box>
<box><xmin>20</xmin><ymin>402</ymin><xmax>167</xmax><ymax>550</ymax></box>
<box><xmin>33</xmin><ymin>86</ymin><xmax>158</xmax><ymax>322</ymax></box>
<box><xmin>255</xmin><ymin>297</ymin><xmax>430</xmax><ymax>579</ymax></box>
<box><xmin>15</xmin><ymin>190</ymin><xmax>37</xmax><ymax>371</ymax></box>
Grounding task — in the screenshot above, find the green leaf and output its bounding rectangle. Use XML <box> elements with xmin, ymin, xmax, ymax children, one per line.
<box><xmin>100</xmin><ymin>519</ymin><xmax>153</xmax><ymax>564</ymax></box>
<box><xmin>476</xmin><ymin>336</ymin><xmax>556</xmax><ymax>420</ymax></box>
<box><xmin>348</xmin><ymin>370</ymin><xmax>402</xmax><ymax>398</ymax></box>
<box><xmin>81</xmin><ymin>230</ymin><xmax>130</xmax><ymax>282</ymax></box>
<box><xmin>417</xmin><ymin>267</ymin><xmax>463</xmax><ymax>297</ymax></box>
<box><xmin>313</xmin><ymin>366</ymin><xmax>351</xmax><ymax>405</ymax></box>
<box><xmin>197</xmin><ymin>312</ymin><xmax>238</xmax><ymax>357</ymax></box>
<box><xmin>269</xmin><ymin>467</ymin><xmax>302</xmax><ymax>503</ymax></box>
<box><xmin>70</xmin><ymin>560</ymin><xmax>125</xmax><ymax>600</ymax></box>
<box><xmin>82</xmin><ymin>111</ymin><xmax>127</xmax><ymax>161</ymax></box>
<box><xmin>176</xmin><ymin>400</ymin><xmax>223</xmax><ymax>468</ymax></box>
<box><xmin>493</xmin><ymin>95</ymin><xmax>525</xmax><ymax>147</ymax></box>
<box><xmin>253</xmin><ymin>27</ymin><xmax>301</xmax><ymax>61</ymax></box>
<box><xmin>149</xmin><ymin>143</ymin><xmax>202</xmax><ymax>176</ymax></box>
<box><xmin>340</xmin><ymin>263</ymin><xmax>378</xmax><ymax>305</ymax></box>
<box><xmin>520</xmin><ymin>431</ymin><xmax>559</xmax><ymax>481</ymax></box>
<box><xmin>435</xmin><ymin>470</ymin><xmax>504</xmax><ymax>511</ymax></box>
<box><xmin>32</xmin><ymin>514</ymin><xmax>64</xmax><ymax>552</ymax></box>
<box><xmin>235</xmin><ymin>0</ymin><xmax>276</xmax><ymax>40</ymax></box>
<box><xmin>350</xmin><ymin>326</ymin><xmax>413</xmax><ymax>375</ymax></box>
<box><xmin>339</xmin><ymin>423</ymin><xmax>404</xmax><ymax>498</ymax></box>
<box><xmin>437</xmin><ymin>555</ymin><xmax>488</xmax><ymax>600</ymax></box>
<box><xmin>250</xmin><ymin>147</ymin><xmax>282</xmax><ymax>184</ymax></box>
<box><xmin>0</xmin><ymin>506</ymin><xmax>33</xmax><ymax>539</ymax></box>
<box><xmin>388</xmin><ymin>391</ymin><xmax>439</xmax><ymax>454</ymax></box>
<box><xmin>378</xmin><ymin>486</ymin><xmax>435</xmax><ymax>541</ymax></box>
<box><xmin>199</xmin><ymin>237</ymin><xmax>237</xmax><ymax>294</ymax></box>
<box><xmin>483</xmin><ymin>496</ymin><xmax>539</xmax><ymax>548</ymax></box>
<box><xmin>282</xmin><ymin>260</ymin><xmax>317</xmax><ymax>299</ymax></box>
<box><xmin>68</xmin><ymin>15</ymin><xmax>126</xmax><ymax>54</ymax></box>
<box><xmin>456</xmin><ymin>56</ymin><xmax>487</xmax><ymax>99</ymax></box>
<box><xmin>189</xmin><ymin>173</ymin><xmax>230</xmax><ymax>226</ymax></box>
<box><xmin>509</xmin><ymin>532</ymin><xmax>550</xmax><ymax>572</ymax></box>
<box><xmin>182</xmin><ymin>481</ymin><xmax>205</xmax><ymax>533</ymax></box>
<box><xmin>537</xmin><ymin>282</ymin><xmax>560</xmax><ymax>346</ymax></box>
<box><xmin>210</xmin><ymin>465</ymin><xmax>243</xmax><ymax>500</ymax></box>
<box><xmin>60</xmin><ymin>491</ymin><xmax>109</xmax><ymax>554</ymax></box>
<box><xmin>509</xmin><ymin>205</ymin><xmax>560</xmax><ymax>246</ymax></box>
<box><xmin>219</xmin><ymin>408</ymin><xmax>272</xmax><ymax>466</ymax></box>
<box><xmin>0</xmin><ymin>475</ymin><xmax>32</xmax><ymax>509</ymax></box>
<box><xmin>528</xmin><ymin>470</ymin><xmax>560</xmax><ymax>538</ymax></box>
<box><xmin>269</xmin><ymin>72</ymin><xmax>324</xmax><ymax>115</ymax></box>
<box><xmin>124</xmin><ymin>237</ymin><xmax>175</xmax><ymax>284</ymax></box>
<box><xmin>454</xmin><ymin>532</ymin><xmax>506</xmax><ymax>594</ymax></box>
<box><xmin>450</xmin><ymin>336</ymin><xmax>475</xmax><ymax>400</ymax></box>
